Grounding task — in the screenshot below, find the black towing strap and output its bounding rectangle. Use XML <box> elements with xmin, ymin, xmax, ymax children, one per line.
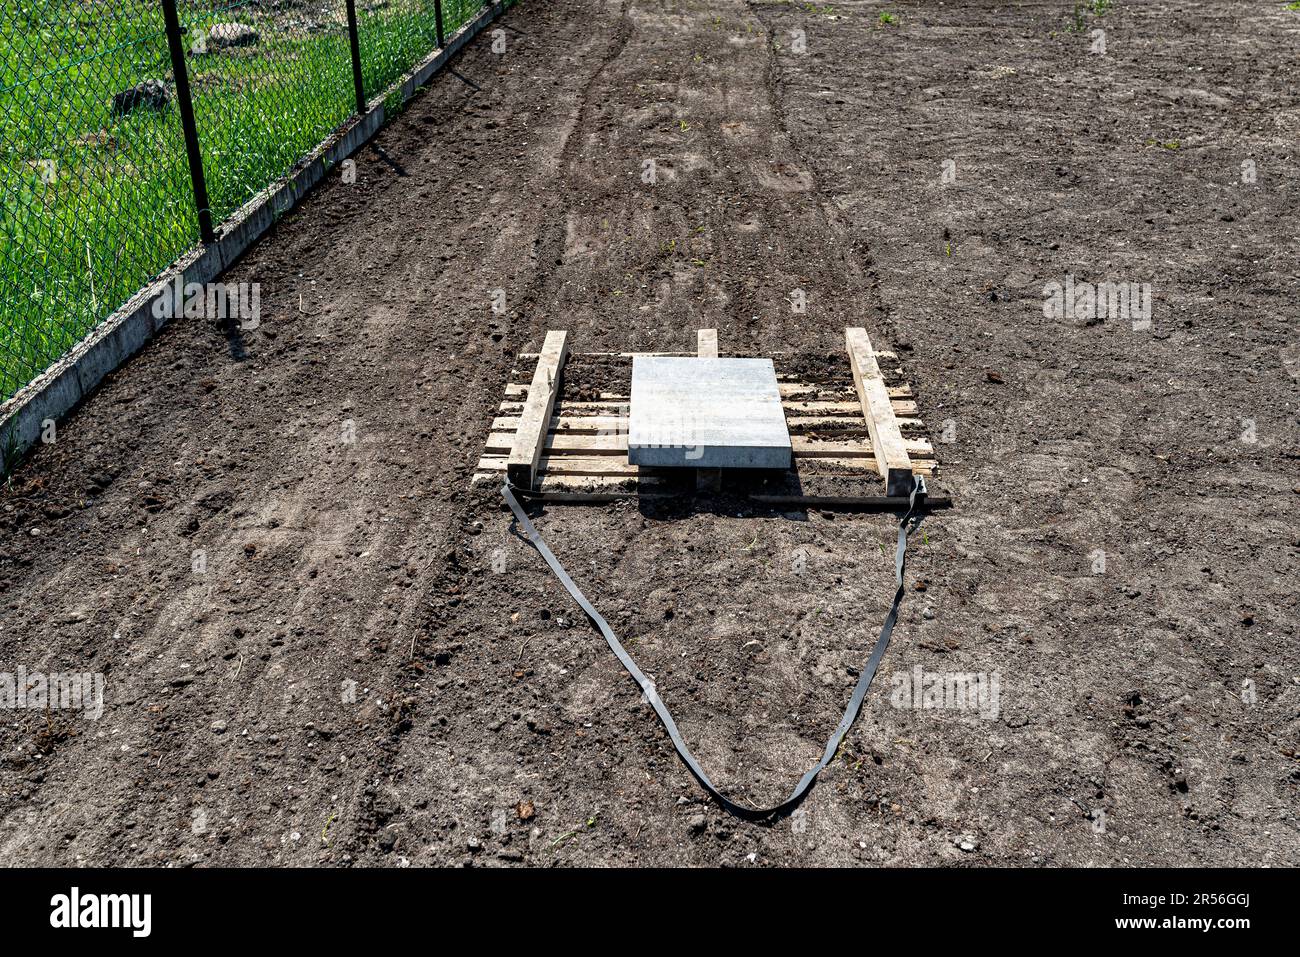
<box><xmin>501</xmin><ymin>477</ymin><xmax>929</xmax><ymax>820</ymax></box>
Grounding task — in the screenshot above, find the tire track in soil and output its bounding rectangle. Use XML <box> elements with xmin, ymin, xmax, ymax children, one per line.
<box><xmin>744</xmin><ymin>0</ymin><xmax>896</xmax><ymax>345</ymax></box>
<box><xmin>509</xmin><ymin>0</ymin><xmax>633</xmax><ymax>335</ymax></box>
<box><xmin>340</xmin><ymin>4</ymin><xmax>633</xmax><ymax>861</ymax></box>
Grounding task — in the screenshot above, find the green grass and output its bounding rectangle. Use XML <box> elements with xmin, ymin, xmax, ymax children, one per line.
<box><xmin>0</xmin><ymin>0</ymin><xmax>485</xmax><ymax>400</ymax></box>
<box><xmin>1067</xmin><ymin>0</ymin><xmax>1113</xmax><ymax>31</ymax></box>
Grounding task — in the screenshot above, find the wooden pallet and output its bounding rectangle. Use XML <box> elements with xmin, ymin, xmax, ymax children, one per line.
<box><xmin>473</xmin><ymin>328</ymin><xmax>938</xmax><ymax>496</ymax></box>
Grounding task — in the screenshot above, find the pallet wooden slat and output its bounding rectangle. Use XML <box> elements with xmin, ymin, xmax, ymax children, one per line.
<box><xmin>487</xmin><ymin>431</ymin><xmax>626</xmax><ymax>455</ymax></box>
<box><xmin>511</xmin><ymin>379</ymin><xmax>910</xmax><ymax>399</ymax></box>
<box><xmin>505</xmin><ymin>383</ymin><xmax>910</xmax><ymax>400</ymax></box>
<box><xmin>778</xmin><ymin>374</ymin><xmax>912</xmax><ymax>395</ymax></box>
<box><xmin>506</xmin><ymin>330</ymin><xmax>569</xmax><ymax>489</ymax></box>
<box><xmin>846</xmin><ymin>327</ymin><xmax>914</xmax><ymax>496</ymax></box>
<box><xmin>498</xmin><ymin>400</ymin><xmax>626</xmax><ymax>413</ymax></box>
<box><xmin>491</xmin><ymin>413</ymin><xmax>925</xmax><ymax>433</ymax></box>
<box><xmin>517</xmin><ymin>350</ymin><xmax>900</xmax><ymax>361</ymax></box>
<box><xmin>497</xmin><ymin>397</ymin><xmax>915</xmax><ymax>415</ymax></box>
<box><xmin>505</xmin><ymin>383</ymin><xmax>629</xmax><ymax>400</ymax></box>
<box><xmin>781</xmin><ymin>399</ymin><xmax>916</xmax><ymax>414</ymax></box>
<box><xmin>791</xmin><ymin>436</ymin><xmax>934</xmax><ymax>458</ymax></box>
<box><xmin>473</xmin><ymin>472</ymin><xmax>661</xmax><ymax>492</ymax></box>
<box><xmin>808</xmin><ymin>457</ymin><xmax>935</xmax><ymax>477</ymax></box>
<box><xmin>778</xmin><ymin>382</ymin><xmax>904</xmax><ymax>399</ymax></box>
<box><xmin>485</xmin><ymin>431</ymin><xmax>934</xmax><ymax>464</ymax></box>
<box><xmin>480</xmin><ymin>454</ymin><xmax>642</xmax><ymax>477</ymax></box>
<box><xmin>784</xmin><ymin>413</ymin><xmax>924</xmax><ymax>429</ymax></box>
<box><xmin>491</xmin><ymin>415</ymin><xmax>626</xmax><ymax>434</ymax></box>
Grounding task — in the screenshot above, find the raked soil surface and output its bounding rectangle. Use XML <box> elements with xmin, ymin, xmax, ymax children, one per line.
<box><xmin>1</xmin><ymin>0</ymin><xmax>1297</xmax><ymax>866</ymax></box>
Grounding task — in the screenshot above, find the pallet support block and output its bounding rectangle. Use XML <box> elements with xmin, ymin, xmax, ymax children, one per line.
<box><xmin>846</xmin><ymin>327</ymin><xmax>914</xmax><ymax>496</ymax></box>
<box><xmin>507</xmin><ymin>330</ymin><xmax>569</xmax><ymax>489</ymax></box>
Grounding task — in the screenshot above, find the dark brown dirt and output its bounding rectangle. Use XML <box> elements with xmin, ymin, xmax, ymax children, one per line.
<box><xmin>2</xmin><ymin>0</ymin><xmax>1297</xmax><ymax>866</ymax></box>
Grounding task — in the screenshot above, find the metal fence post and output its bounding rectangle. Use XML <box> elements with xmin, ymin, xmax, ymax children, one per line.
<box><xmin>434</xmin><ymin>0</ymin><xmax>445</xmax><ymax>48</ymax></box>
<box><xmin>344</xmin><ymin>0</ymin><xmax>367</xmax><ymax>113</ymax></box>
<box><xmin>160</xmin><ymin>0</ymin><xmax>215</xmax><ymax>244</ymax></box>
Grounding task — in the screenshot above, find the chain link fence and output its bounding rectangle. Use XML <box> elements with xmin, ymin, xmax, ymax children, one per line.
<box><xmin>0</xmin><ymin>0</ymin><xmax>493</xmax><ymax>401</ymax></box>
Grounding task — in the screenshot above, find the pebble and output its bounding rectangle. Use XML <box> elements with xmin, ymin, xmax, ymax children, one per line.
<box><xmin>687</xmin><ymin>814</ymin><xmax>707</xmax><ymax>835</ymax></box>
<box><xmin>210</xmin><ymin>719</ymin><xmax>228</xmax><ymax>734</ymax></box>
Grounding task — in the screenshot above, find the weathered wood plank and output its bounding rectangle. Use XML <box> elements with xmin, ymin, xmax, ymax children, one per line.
<box><xmin>791</xmin><ymin>436</ymin><xmax>934</xmax><ymax>458</ymax></box>
<box><xmin>518</xmin><ymin>349</ymin><xmax>898</xmax><ymax>361</ymax></box>
<box><xmin>499</xmin><ymin>399</ymin><xmax>628</xmax><ymax>413</ymax></box>
<box><xmin>777</xmin><ymin>382</ymin><xmax>904</xmax><ymax>399</ymax></box>
<box><xmin>491</xmin><ymin>415</ymin><xmax>627</xmax><ymax>434</ymax></box>
<box><xmin>697</xmin><ymin>328</ymin><xmax>718</xmax><ymax>358</ymax></box>
<box><xmin>780</xmin><ymin>397</ymin><xmax>915</xmax><ymax>413</ymax></box>
<box><xmin>490</xmin><ymin>412</ymin><xmax>924</xmax><ymax>434</ymax></box>
<box><xmin>514</xmin><ymin>351</ymin><xmax>691</xmax><ymax>358</ymax></box>
<box><xmin>505</xmin><ymin>383</ymin><xmax>628</xmax><ymax>400</ymax></box>
<box><xmin>846</xmin><ymin>327</ymin><xmax>914</xmax><ymax>495</ymax></box>
<box><xmin>807</xmin><ymin>456</ymin><xmax>935</xmax><ymax>477</ymax></box>
<box><xmin>776</xmin><ymin>375</ymin><xmax>913</xmax><ymax>397</ymax></box>
<box><xmin>506</xmin><ymin>330</ymin><xmax>569</xmax><ymax>489</ymax></box>
<box><xmin>480</xmin><ymin>454</ymin><xmax>643</xmax><ymax>477</ymax></box>
<box><xmin>516</xmin><ymin>382</ymin><xmax>903</xmax><ymax>401</ymax></box>
<box><xmin>473</xmin><ymin>472</ymin><xmax>661</xmax><ymax>491</ymax></box>
<box><xmin>489</xmin><ymin>430</ymin><xmax>934</xmax><ymax>462</ymax></box>
<box><xmin>499</xmin><ymin>396</ymin><xmax>915</xmax><ymax>417</ymax></box>
<box><xmin>487</xmin><ymin>431</ymin><xmax>627</xmax><ymax>455</ymax></box>
<box><xmin>782</xmin><ymin>413</ymin><xmax>923</xmax><ymax>429</ymax></box>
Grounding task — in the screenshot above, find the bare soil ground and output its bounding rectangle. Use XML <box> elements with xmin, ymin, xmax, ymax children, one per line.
<box><xmin>2</xmin><ymin>0</ymin><xmax>1297</xmax><ymax>866</ymax></box>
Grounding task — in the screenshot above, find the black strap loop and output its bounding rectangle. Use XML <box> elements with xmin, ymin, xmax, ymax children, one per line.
<box><xmin>501</xmin><ymin>477</ymin><xmax>928</xmax><ymax>820</ymax></box>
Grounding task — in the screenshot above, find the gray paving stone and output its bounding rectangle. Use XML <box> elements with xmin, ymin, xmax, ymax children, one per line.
<box><xmin>628</xmin><ymin>357</ymin><xmax>792</xmax><ymax>469</ymax></box>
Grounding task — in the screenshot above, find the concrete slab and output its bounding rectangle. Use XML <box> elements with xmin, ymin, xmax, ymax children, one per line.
<box><xmin>628</xmin><ymin>357</ymin><xmax>792</xmax><ymax>469</ymax></box>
